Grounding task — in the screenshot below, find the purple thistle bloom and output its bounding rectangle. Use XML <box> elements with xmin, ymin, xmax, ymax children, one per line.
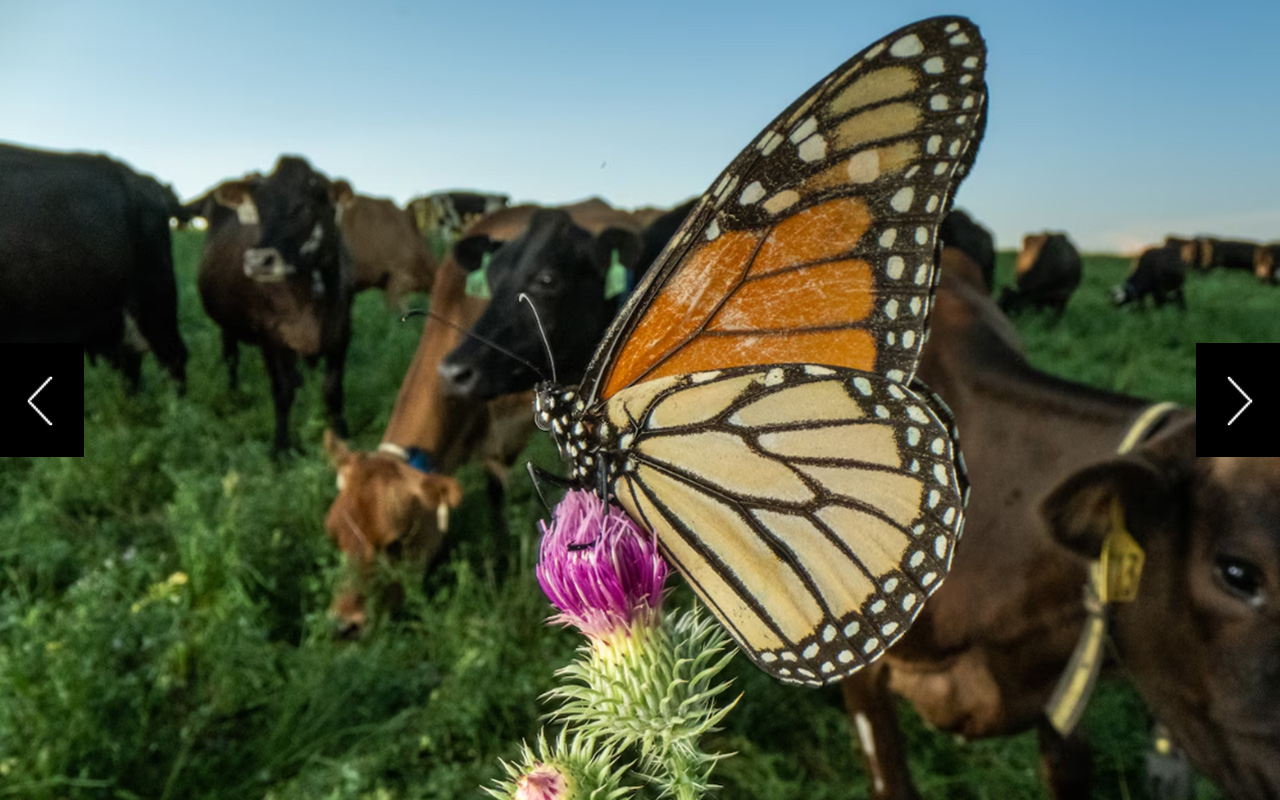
<box><xmin>515</xmin><ymin>764</ymin><xmax>568</xmax><ymax>800</ymax></box>
<box><xmin>536</xmin><ymin>489</ymin><xmax>668</xmax><ymax>643</ymax></box>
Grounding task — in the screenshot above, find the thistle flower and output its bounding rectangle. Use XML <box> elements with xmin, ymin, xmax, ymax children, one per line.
<box><xmin>536</xmin><ymin>489</ymin><xmax>668</xmax><ymax>652</ymax></box>
<box><xmin>487</xmin><ymin>730</ymin><xmax>635</xmax><ymax>800</ymax></box>
<box><xmin>516</xmin><ymin>763</ymin><xmax>567</xmax><ymax>800</ymax></box>
<box><xmin>532</xmin><ymin>489</ymin><xmax>738</xmax><ymax>800</ymax></box>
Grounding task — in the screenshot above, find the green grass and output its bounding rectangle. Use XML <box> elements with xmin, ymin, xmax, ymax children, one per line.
<box><xmin>0</xmin><ymin>234</ymin><xmax>1272</xmax><ymax>799</ymax></box>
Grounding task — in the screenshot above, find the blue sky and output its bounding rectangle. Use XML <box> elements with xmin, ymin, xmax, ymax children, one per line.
<box><xmin>2</xmin><ymin>0</ymin><xmax>1275</xmax><ymax>253</ymax></box>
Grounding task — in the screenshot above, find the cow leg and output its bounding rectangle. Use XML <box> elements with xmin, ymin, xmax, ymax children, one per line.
<box><xmin>322</xmin><ymin>337</ymin><xmax>350</xmax><ymax>440</ymax></box>
<box><xmin>262</xmin><ymin>343</ymin><xmax>299</xmax><ymax>455</ymax></box>
<box><xmin>841</xmin><ymin>665</ymin><xmax>921</xmax><ymax>800</ymax></box>
<box><xmin>222</xmin><ymin>330</ymin><xmax>241</xmax><ymax>391</ymax></box>
<box><xmin>1037</xmin><ymin>719</ymin><xmax>1092</xmax><ymax>799</ymax></box>
<box><xmin>1175</xmin><ymin>288</ymin><xmax>1187</xmax><ymax>311</ymax></box>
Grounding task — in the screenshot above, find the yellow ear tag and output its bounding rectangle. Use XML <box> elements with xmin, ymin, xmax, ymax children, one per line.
<box><xmin>1095</xmin><ymin>498</ymin><xmax>1145</xmax><ymax>603</ymax></box>
<box><xmin>465</xmin><ymin>251</ymin><xmax>492</xmax><ymax>299</ymax></box>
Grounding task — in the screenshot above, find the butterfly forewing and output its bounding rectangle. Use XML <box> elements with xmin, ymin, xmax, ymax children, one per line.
<box><xmin>603</xmin><ymin>365</ymin><xmax>966</xmax><ymax>685</ymax></box>
<box><xmin>583</xmin><ymin>16</ymin><xmax>987</xmax><ymax>406</ymax></box>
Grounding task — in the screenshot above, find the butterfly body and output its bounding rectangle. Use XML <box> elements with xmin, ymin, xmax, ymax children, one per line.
<box><xmin>537</xmin><ymin>16</ymin><xmax>987</xmax><ymax>685</ymax></box>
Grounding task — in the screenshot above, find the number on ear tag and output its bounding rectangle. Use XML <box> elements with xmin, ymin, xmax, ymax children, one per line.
<box><xmin>1097</xmin><ymin>498</ymin><xmax>1145</xmax><ymax>603</ymax></box>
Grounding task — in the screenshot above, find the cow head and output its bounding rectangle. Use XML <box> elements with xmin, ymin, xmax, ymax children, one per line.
<box><xmin>439</xmin><ymin>208</ymin><xmax>643</xmax><ymax>399</ymax></box>
<box><xmin>1043</xmin><ymin>419</ymin><xmax>1280</xmax><ymax>799</ymax></box>
<box><xmin>322</xmin><ymin>430</ymin><xmax>463</xmax><ymax>638</ymax></box>
<box><xmin>216</xmin><ymin>157</ymin><xmax>343</xmax><ymax>288</ymax></box>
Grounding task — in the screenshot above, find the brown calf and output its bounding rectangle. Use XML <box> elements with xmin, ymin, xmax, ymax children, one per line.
<box><xmin>841</xmin><ymin>269</ymin><xmax>1280</xmax><ymax>799</ymax></box>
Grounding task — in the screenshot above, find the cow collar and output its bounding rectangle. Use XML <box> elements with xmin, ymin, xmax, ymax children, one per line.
<box><xmin>377</xmin><ymin>441</ymin><xmax>437</xmax><ymax>474</ymax></box>
<box><xmin>1044</xmin><ymin>401</ymin><xmax>1180</xmax><ymax>737</ymax></box>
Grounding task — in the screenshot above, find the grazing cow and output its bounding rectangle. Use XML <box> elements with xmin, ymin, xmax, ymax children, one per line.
<box><xmin>938</xmin><ymin>208</ymin><xmax>996</xmax><ymax>293</ymax></box>
<box><xmin>1111</xmin><ymin>244</ymin><xmax>1187</xmax><ymax>308</ymax></box>
<box><xmin>999</xmin><ymin>232</ymin><xmax>1082</xmax><ymax>314</ymax></box>
<box><xmin>0</xmin><ymin>143</ymin><xmax>188</xmax><ymax>389</ymax></box>
<box><xmin>194</xmin><ymin>156</ymin><xmax>353</xmax><ymax>453</ymax></box>
<box><xmin>840</xmin><ymin>268</ymin><xmax>1279</xmax><ymax>800</ymax></box>
<box><xmin>1195</xmin><ymin>237</ymin><xmax>1260</xmax><ymax>272</ymax></box>
<box><xmin>1254</xmin><ymin>243</ymin><xmax>1280</xmax><ymax>285</ymax></box>
<box><xmin>329</xmin><ymin>180</ymin><xmax>438</xmax><ymax>309</ymax></box>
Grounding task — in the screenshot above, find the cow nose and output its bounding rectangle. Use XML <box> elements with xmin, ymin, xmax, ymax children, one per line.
<box><xmin>335</xmin><ymin>617</ymin><xmax>364</xmax><ymax>640</ymax></box>
<box><xmin>243</xmin><ymin>248</ymin><xmax>289</xmax><ymax>280</ymax></box>
<box><xmin>439</xmin><ymin>359</ymin><xmax>480</xmax><ymax>397</ymax></box>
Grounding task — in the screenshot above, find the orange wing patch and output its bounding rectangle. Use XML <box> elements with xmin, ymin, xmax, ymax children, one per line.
<box><xmin>751</xmin><ymin>198</ymin><xmax>871</xmax><ymax>275</ymax></box>
<box><xmin>602</xmin><ymin>198</ymin><xmax>880</xmax><ymax>398</ymax></box>
<box><xmin>639</xmin><ymin>328</ymin><xmax>877</xmax><ymax>386</ymax></box>
<box><xmin>709</xmin><ymin>259</ymin><xmax>874</xmax><ymax>331</ymax></box>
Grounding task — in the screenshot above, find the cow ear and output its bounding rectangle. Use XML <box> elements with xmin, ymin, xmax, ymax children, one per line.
<box><xmin>1041</xmin><ymin>459</ymin><xmax>1166</xmax><ymax>558</ymax></box>
<box><xmin>331</xmin><ymin>179</ymin><xmax>355</xmax><ymax>206</ymax></box>
<box><xmin>593</xmin><ymin>227</ymin><xmax>644</xmax><ymax>274</ymax></box>
<box><xmin>213</xmin><ymin>180</ymin><xmax>251</xmax><ymax>209</ymax></box>
<box><xmin>454</xmin><ymin>235</ymin><xmax>500</xmax><ymax>272</ymax></box>
<box><xmin>1042</xmin><ymin>417</ymin><xmax>1196</xmax><ymax>558</ymax></box>
<box><xmin>323</xmin><ymin>428</ymin><xmax>354</xmax><ymax>469</ymax></box>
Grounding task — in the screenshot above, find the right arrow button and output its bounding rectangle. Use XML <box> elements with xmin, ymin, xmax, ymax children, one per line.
<box><xmin>1227</xmin><ymin>376</ymin><xmax>1252</xmax><ymax>426</ymax></box>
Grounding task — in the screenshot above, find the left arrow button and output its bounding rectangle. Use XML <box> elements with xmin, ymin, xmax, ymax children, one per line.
<box><xmin>28</xmin><ymin>376</ymin><xmax>53</xmax><ymax>426</ymax></box>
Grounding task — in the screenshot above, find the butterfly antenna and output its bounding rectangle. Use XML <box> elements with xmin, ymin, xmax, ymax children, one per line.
<box><xmin>401</xmin><ymin>307</ymin><xmax>547</xmax><ymax>381</ymax></box>
<box><xmin>518</xmin><ymin>293</ymin><xmax>557</xmax><ymax>384</ymax></box>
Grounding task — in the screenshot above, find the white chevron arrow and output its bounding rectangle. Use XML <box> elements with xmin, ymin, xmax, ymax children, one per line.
<box><xmin>28</xmin><ymin>376</ymin><xmax>52</xmax><ymax>426</ymax></box>
<box><xmin>1227</xmin><ymin>376</ymin><xmax>1252</xmax><ymax>426</ymax></box>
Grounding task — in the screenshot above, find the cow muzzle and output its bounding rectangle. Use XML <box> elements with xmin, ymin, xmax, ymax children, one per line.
<box><xmin>244</xmin><ymin>247</ymin><xmax>296</xmax><ymax>282</ymax></box>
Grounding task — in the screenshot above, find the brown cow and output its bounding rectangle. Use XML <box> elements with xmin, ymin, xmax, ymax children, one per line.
<box><xmin>330</xmin><ymin>180</ymin><xmax>439</xmax><ymax>309</ymax></box>
<box><xmin>194</xmin><ymin>156</ymin><xmax>353</xmax><ymax>453</ymax></box>
<box><xmin>322</xmin><ymin>199</ymin><xmax>641</xmax><ymax>636</ymax></box>
<box><xmin>840</xmin><ymin>268</ymin><xmax>1280</xmax><ymax>800</ymax></box>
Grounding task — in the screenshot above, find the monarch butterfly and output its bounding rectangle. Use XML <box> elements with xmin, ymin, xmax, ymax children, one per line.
<box><xmin>535</xmin><ymin>16</ymin><xmax>985</xmax><ymax>686</ymax></box>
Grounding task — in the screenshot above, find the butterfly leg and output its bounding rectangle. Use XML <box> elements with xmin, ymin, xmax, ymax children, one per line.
<box><xmin>841</xmin><ymin>665</ymin><xmax>922</xmax><ymax>800</ymax></box>
<box><xmin>1036</xmin><ymin>718</ymin><xmax>1093</xmax><ymax>799</ymax></box>
<box><xmin>526</xmin><ymin>462</ymin><xmax>575</xmax><ymax>516</ymax></box>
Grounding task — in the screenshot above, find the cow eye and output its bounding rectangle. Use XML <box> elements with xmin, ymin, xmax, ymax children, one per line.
<box><xmin>1215</xmin><ymin>555</ymin><xmax>1264</xmax><ymax>602</ymax></box>
<box><xmin>534</xmin><ymin>270</ymin><xmax>558</xmax><ymax>289</ymax></box>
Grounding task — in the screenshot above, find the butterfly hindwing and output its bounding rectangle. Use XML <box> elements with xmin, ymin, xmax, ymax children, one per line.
<box><xmin>602</xmin><ymin>365</ymin><xmax>966</xmax><ymax>685</ymax></box>
<box><xmin>585</xmin><ymin>16</ymin><xmax>988</xmax><ymax>405</ymax></box>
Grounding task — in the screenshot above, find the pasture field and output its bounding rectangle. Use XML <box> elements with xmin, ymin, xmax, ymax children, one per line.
<box><xmin>0</xmin><ymin>233</ymin><xmax>1271</xmax><ymax>800</ymax></box>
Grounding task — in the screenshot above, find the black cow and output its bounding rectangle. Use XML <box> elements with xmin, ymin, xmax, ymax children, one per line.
<box><xmin>438</xmin><ymin>199</ymin><xmax>652</xmax><ymax>399</ymax></box>
<box><xmin>1197</xmin><ymin>237</ymin><xmax>1259</xmax><ymax>271</ymax></box>
<box><xmin>999</xmin><ymin>232</ymin><xmax>1082</xmax><ymax>315</ymax></box>
<box><xmin>938</xmin><ymin>208</ymin><xmax>996</xmax><ymax>293</ymax></box>
<box><xmin>0</xmin><ymin>143</ymin><xmax>188</xmax><ymax>389</ymax></box>
<box><xmin>193</xmin><ymin>156</ymin><xmax>353</xmax><ymax>453</ymax></box>
<box><xmin>1112</xmin><ymin>244</ymin><xmax>1187</xmax><ymax>308</ymax></box>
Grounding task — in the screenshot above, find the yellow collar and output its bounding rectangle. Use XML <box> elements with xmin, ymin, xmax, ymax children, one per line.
<box><xmin>1044</xmin><ymin>401</ymin><xmax>1178</xmax><ymax>736</ymax></box>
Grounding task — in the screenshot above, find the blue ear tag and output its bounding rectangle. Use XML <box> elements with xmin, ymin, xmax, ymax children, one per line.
<box><xmin>465</xmin><ymin>251</ymin><xmax>492</xmax><ymax>299</ymax></box>
<box><xmin>604</xmin><ymin>249</ymin><xmax>629</xmax><ymax>300</ymax></box>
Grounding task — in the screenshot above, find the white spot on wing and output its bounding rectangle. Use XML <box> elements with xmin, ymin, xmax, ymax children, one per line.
<box><xmin>798</xmin><ymin>134</ymin><xmax>827</xmax><ymax>163</ymax></box>
<box><xmin>740</xmin><ymin>181</ymin><xmax>766</xmax><ymax>205</ymax></box>
<box><xmin>884</xmin><ymin>298</ymin><xmax>898</xmax><ymax>319</ymax></box>
<box><xmin>706</xmin><ymin>219</ymin><xmax>721</xmax><ymax>240</ymax></box>
<box><xmin>890</xmin><ymin>187</ymin><xmax>914</xmax><ymax>212</ymax></box>
<box><xmin>886</xmin><ymin>256</ymin><xmax>905</xmax><ymax>280</ymax></box>
<box><xmin>950</xmin><ymin>32</ymin><xmax>971</xmax><ymax>45</ymax></box>
<box><xmin>923</xmin><ymin>56</ymin><xmax>945</xmax><ymax>74</ymax></box>
<box><xmin>889</xmin><ymin>34</ymin><xmax>923</xmax><ymax>57</ymax></box>
<box><xmin>930</xmin><ymin>95</ymin><xmax>950</xmax><ymax>111</ymax></box>
<box><xmin>789</xmin><ymin>116</ymin><xmax>818</xmax><ymax>143</ymax></box>
<box><xmin>846</xmin><ymin>150</ymin><xmax>881</xmax><ymax>183</ymax></box>
<box><xmin>879</xmin><ymin>228</ymin><xmax>897</xmax><ymax>248</ymax></box>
